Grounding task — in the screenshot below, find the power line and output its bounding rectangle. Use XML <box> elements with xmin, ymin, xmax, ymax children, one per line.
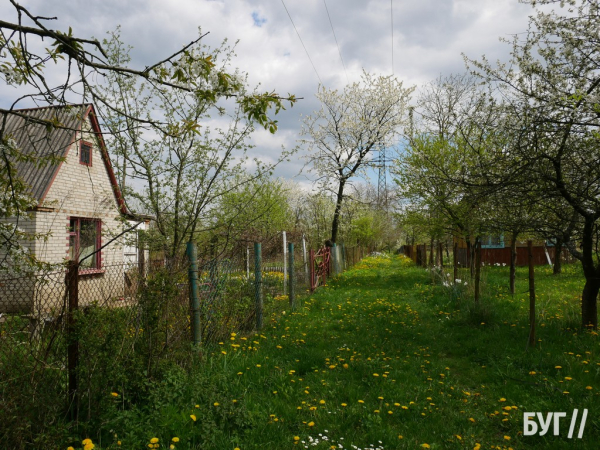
<box><xmin>390</xmin><ymin>0</ymin><xmax>394</xmax><ymax>76</ymax></box>
<box><xmin>323</xmin><ymin>0</ymin><xmax>349</xmax><ymax>84</ymax></box>
<box><xmin>280</xmin><ymin>0</ymin><xmax>323</xmax><ymax>85</ymax></box>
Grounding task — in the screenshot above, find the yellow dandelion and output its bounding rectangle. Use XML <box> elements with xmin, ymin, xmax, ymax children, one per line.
<box><xmin>190</xmin><ymin>414</ymin><xmax>197</xmax><ymax>421</ymax></box>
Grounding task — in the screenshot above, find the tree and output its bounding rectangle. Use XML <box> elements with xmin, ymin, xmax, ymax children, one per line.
<box><xmin>207</xmin><ymin>177</ymin><xmax>294</xmax><ymax>256</ymax></box>
<box><xmin>0</xmin><ymin>2</ymin><xmax>295</xmax><ymax>269</ymax></box>
<box><xmin>301</xmin><ymin>71</ymin><xmax>413</xmax><ymax>244</ymax></box>
<box><xmin>466</xmin><ymin>0</ymin><xmax>600</xmax><ymax>327</ymax></box>
<box><xmin>96</xmin><ymin>32</ymin><xmax>296</xmax><ymax>260</ymax></box>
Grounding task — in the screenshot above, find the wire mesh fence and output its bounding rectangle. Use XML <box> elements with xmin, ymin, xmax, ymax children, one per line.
<box><xmin>0</xmin><ymin>239</ymin><xmax>365</xmax><ymax>448</ymax></box>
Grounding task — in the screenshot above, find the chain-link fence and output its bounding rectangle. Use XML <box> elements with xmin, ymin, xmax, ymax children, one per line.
<box><xmin>0</xmin><ymin>239</ymin><xmax>365</xmax><ymax>448</ymax></box>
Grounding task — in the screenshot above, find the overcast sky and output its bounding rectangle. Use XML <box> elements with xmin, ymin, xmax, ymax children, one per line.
<box><xmin>1</xmin><ymin>0</ymin><xmax>536</xmax><ymax>185</ymax></box>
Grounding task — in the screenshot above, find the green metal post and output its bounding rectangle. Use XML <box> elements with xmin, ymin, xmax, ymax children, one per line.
<box><xmin>187</xmin><ymin>241</ymin><xmax>201</xmax><ymax>346</ymax></box>
<box><xmin>254</xmin><ymin>242</ymin><xmax>263</xmax><ymax>329</ymax></box>
<box><xmin>288</xmin><ymin>242</ymin><xmax>295</xmax><ymax>310</ymax></box>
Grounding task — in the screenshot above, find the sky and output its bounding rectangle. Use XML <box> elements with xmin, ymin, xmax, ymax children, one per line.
<box><xmin>0</xmin><ymin>0</ymin><xmax>536</xmax><ymax>187</ymax></box>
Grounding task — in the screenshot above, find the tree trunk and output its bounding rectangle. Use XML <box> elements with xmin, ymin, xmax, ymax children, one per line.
<box><xmin>553</xmin><ymin>237</ymin><xmax>563</xmax><ymax>275</ymax></box>
<box><xmin>330</xmin><ymin>179</ymin><xmax>346</xmax><ymax>244</ymax></box>
<box><xmin>438</xmin><ymin>242</ymin><xmax>444</xmax><ymax>267</ymax></box>
<box><xmin>510</xmin><ymin>232</ymin><xmax>518</xmax><ymax>295</ymax></box>
<box><xmin>582</xmin><ymin>277</ymin><xmax>600</xmax><ymax>329</ymax></box>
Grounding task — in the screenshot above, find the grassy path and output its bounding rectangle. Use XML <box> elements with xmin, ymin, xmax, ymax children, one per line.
<box><xmin>90</xmin><ymin>255</ymin><xmax>599</xmax><ymax>450</ymax></box>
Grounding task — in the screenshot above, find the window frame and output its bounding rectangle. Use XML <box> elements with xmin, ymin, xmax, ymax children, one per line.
<box><xmin>68</xmin><ymin>217</ymin><xmax>102</xmax><ymax>273</ymax></box>
<box><xmin>79</xmin><ymin>140</ymin><xmax>93</xmax><ymax>167</ymax></box>
<box><xmin>481</xmin><ymin>234</ymin><xmax>505</xmax><ymax>249</ymax></box>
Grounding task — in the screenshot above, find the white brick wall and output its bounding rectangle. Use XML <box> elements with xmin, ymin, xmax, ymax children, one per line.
<box><xmin>1</xmin><ymin>114</ymin><xmax>127</xmax><ymax>313</ymax></box>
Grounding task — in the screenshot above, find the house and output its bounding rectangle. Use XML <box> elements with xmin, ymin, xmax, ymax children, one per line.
<box><xmin>0</xmin><ymin>104</ymin><xmax>137</xmax><ymax>313</ymax></box>
<box><xmin>454</xmin><ymin>235</ymin><xmax>570</xmax><ymax>267</ymax></box>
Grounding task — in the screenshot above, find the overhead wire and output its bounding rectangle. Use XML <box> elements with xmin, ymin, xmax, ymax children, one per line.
<box><xmin>280</xmin><ymin>0</ymin><xmax>323</xmax><ymax>85</ymax></box>
<box><xmin>323</xmin><ymin>0</ymin><xmax>349</xmax><ymax>84</ymax></box>
<box><xmin>391</xmin><ymin>0</ymin><xmax>394</xmax><ymax>76</ymax></box>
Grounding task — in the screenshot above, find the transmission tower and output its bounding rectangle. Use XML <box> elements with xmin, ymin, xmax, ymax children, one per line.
<box><xmin>377</xmin><ymin>144</ymin><xmax>387</xmax><ymax>209</ymax></box>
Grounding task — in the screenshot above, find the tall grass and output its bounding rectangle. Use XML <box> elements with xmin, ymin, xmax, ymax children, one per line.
<box><xmin>52</xmin><ymin>256</ymin><xmax>600</xmax><ymax>449</ymax></box>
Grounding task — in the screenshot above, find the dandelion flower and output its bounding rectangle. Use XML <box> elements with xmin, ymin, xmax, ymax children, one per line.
<box><xmin>190</xmin><ymin>414</ymin><xmax>197</xmax><ymax>421</ymax></box>
<box><xmin>150</xmin><ymin>438</ymin><xmax>159</xmax><ymax>444</ymax></box>
<box><xmin>308</xmin><ymin>421</ymin><xmax>315</xmax><ymax>427</ymax></box>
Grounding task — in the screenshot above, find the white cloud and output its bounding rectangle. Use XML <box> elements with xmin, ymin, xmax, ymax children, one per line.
<box><xmin>0</xmin><ymin>0</ymin><xmax>535</xmax><ymax>188</ymax></box>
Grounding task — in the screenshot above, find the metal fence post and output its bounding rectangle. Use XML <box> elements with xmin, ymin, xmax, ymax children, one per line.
<box><xmin>528</xmin><ymin>240</ymin><xmax>536</xmax><ymax>348</ymax></box>
<box><xmin>66</xmin><ymin>260</ymin><xmax>79</xmax><ymax>421</ymax></box>
<box><xmin>187</xmin><ymin>241</ymin><xmax>201</xmax><ymax>347</ymax></box>
<box><xmin>254</xmin><ymin>242</ymin><xmax>263</xmax><ymax>329</ymax></box>
<box><xmin>282</xmin><ymin>231</ymin><xmax>287</xmax><ymax>295</ymax></box>
<box><xmin>302</xmin><ymin>234</ymin><xmax>308</xmax><ymax>284</ymax></box>
<box><xmin>288</xmin><ymin>242</ymin><xmax>295</xmax><ymax>309</ymax></box>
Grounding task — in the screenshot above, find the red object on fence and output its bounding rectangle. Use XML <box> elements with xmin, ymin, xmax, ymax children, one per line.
<box><xmin>310</xmin><ymin>246</ymin><xmax>331</xmax><ymax>292</ymax></box>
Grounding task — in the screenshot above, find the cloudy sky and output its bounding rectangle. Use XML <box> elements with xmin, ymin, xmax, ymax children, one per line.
<box><xmin>1</xmin><ymin>0</ymin><xmax>536</xmax><ymax>185</ymax></box>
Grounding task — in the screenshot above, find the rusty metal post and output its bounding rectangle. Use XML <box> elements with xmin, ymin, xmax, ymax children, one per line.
<box><xmin>309</xmin><ymin>249</ymin><xmax>315</xmax><ymax>292</ymax></box>
<box><xmin>67</xmin><ymin>260</ymin><xmax>79</xmax><ymax>421</ymax></box>
<box><xmin>474</xmin><ymin>239</ymin><xmax>481</xmax><ymax>304</ymax></box>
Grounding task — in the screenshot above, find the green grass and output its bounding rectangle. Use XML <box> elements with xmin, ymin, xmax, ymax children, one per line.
<box><xmin>71</xmin><ymin>255</ymin><xmax>599</xmax><ymax>450</ymax></box>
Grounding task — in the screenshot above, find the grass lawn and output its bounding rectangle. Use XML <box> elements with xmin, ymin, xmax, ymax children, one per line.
<box><xmin>79</xmin><ymin>254</ymin><xmax>599</xmax><ymax>450</ymax></box>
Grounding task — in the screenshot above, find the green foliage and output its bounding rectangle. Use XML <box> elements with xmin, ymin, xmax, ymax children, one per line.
<box><xmin>37</xmin><ymin>255</ymin><xmax>599</xmax><ymax>449</ymax></box>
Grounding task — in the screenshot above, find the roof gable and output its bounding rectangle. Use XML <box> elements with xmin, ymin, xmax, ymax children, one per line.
<box><xmin>2</xmin><ymin>104</ymin><xmax>128</xmax><ymax>216</ymax></box>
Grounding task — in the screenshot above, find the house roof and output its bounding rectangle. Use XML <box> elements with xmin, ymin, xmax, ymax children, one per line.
<box><xmin>2</xmin><ymin>104</ymin><xmax>130</xmax><ymax>216</ymax></box>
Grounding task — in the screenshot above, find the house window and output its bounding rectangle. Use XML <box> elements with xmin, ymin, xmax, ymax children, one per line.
<box><xmin>80</xmin><ymin>141</ymin><xmax>93</xmax><ymax>166</ymax></box>
<box><xmin>481</xmin><ymin>234</ymin><xmax>504</xmax><ymax>249</ymax></box>
<box><xmin>69</xmin><ymin>218</ymin><xmax>101</xmax><ymax>269</ymax></box>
